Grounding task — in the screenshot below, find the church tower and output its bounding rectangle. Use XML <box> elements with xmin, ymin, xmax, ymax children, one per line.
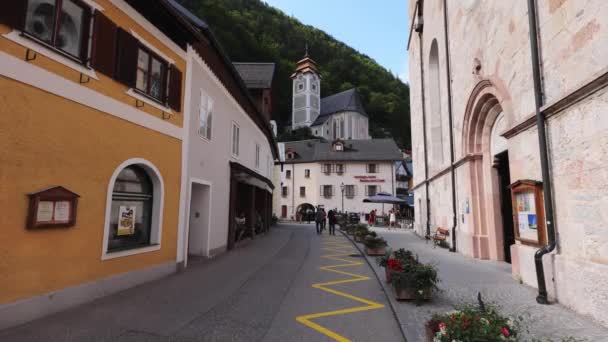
<box><xmin>291</xmin><ymin>50</ymin><xmax>320</xmax><ymax>130</ymax></box>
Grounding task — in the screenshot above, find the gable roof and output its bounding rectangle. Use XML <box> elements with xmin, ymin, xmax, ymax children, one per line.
<box><xmin>159</xmin><ymin>0</ymin><xmax>279</xmax><ymax>158</ymax></box>
<box><xmin>233</xmin><ymin>63</ymin><xmax>276</xmax><ymax>89</ymax></box>
<box><xmin>311</xmin><ymin>88</ymin><xmax>368</xmax><ymax>126</ymax></box>
<box><xmin>280</xmin><ymin>138</ymin><xmax>402</xmax><ymax>163</ymax></box>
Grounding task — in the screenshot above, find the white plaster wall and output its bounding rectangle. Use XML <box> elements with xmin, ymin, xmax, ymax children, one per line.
<box><xmin>184</xmin><ymin>50</ymin><xmax>274</xmax><ymax>255</ymax></box>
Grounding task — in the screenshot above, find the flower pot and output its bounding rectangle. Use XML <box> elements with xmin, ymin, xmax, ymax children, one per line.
<box><xmin>425</xmin><ymin>325</ymin><xmax>436</xmax><ymax>342</ymax></box>
<box><xmin>392</xmin><ymin>285</ymin><xmax>432</xmax><ymax>301</ymax></box>
<box><xmin>385</xmin><ymin>267</ymin><xmax>392</xmax><ymax>283</ymax></box>
<box><xmin>365</xmin><ymin>246</ymin><xmax>386</xmax><ymax>256</ymax></box>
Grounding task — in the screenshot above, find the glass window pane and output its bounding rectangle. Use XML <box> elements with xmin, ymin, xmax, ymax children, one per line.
<box><xmin>149</xmin><ymin>58</ymin><xmax>163</xmax><ymax>99</ymax></box>
<box><xmin>136</xmin><ymin>69</ymin><xmax>147</xmax><ymax>92</ymax></box>
<box><xmin>57</xmin><ymin>0</ymin><xmax>84</xmax><ymax>57</ymax></box>
<box><xmin>108</xmin><ymin>199</ymin><xmax>152</xmax><ymax>251</ymax></box>
<box><xmin>136</xmin><ymin>50</ymin><xmax>149</xmax><ymax>92</ymax></box>
<box><xmin>25</xmin><ymin>0</ymin><xmax>57</xmax><ymax>43</ymax></box>
<box><xmin>137</xmin><ymin>49</ymin><xmax>149</xmax><ymax>69</ymax></box>
<box><xmin>113</xmin><ymin>166</ymin><xmax>153</xmax><ymax>194</ymax></box>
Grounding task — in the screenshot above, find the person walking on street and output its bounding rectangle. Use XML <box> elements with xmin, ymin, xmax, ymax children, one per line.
<box><xmin>321</xmin><ymin>208</ymin><xmax>327</xmax><ymax>232</ymax></box>
<box><xmin>389</xmin><ymin>209</ymin><xmax>396</xmax><ymax>230</ymax></box>
<box><xmin>315</xmin><ymin>208</ymin><xmax>324</xmax><ymax>235</ymax></box>
<box><xmin>328</xmin><ymin>209</ymin><xmax>336</xmax><ymax>235</ymax></box>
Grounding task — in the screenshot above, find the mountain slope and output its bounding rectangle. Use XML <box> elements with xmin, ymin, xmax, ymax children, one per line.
<box><xmin>178</xmin><ymin>0</ymin><xmax>411</xmax><ymax>148</ymax></box>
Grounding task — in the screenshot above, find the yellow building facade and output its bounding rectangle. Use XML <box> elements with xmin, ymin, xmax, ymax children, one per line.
<box><xmin>0</xmin><ymin>0</ymin><xmax>188</xmax><ymax>328</ymax></box>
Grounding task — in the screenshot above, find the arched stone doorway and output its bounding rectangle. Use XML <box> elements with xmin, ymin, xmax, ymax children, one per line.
<box><xmin>296</xmin><ymin>203</ymin><xmax>315</xmax><ymax>222</ymax></box>
<box><xmin>462</xmin><ymin>80</ymin><xmax>515</xmax><ymax>262</ymax></box>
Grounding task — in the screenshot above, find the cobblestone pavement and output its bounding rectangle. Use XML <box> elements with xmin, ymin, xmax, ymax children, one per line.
<box><xmin>348</xmin><ymin>229</ymin><xmax>608</xmax><ymax>342</ymax></box>
<box><xmin>0</xmin><ymin>224</ymin><xmax>403</xmax><ymax>342</ymax></box>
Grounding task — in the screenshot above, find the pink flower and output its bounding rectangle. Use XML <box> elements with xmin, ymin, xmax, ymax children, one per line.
<box><xmin>438</xmin><ymin>322</ymin><xmax>447</xmax><ymax>330</ymax></box>
<box><xmin>501</xmin><ymin>327</ymin><xmax>510</xmax><ymax>337</ymax></box>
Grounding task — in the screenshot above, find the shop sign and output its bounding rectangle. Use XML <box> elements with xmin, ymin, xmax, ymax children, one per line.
<box><xmin>354</xmin><ymin>176</ymin><xmax>385</xmax><ymax>183</ymax></box>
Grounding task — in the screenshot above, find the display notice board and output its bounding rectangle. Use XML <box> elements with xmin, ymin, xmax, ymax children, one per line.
<box><xmin>509</xmin><ymin>180</ymin><xmax>546</xmax><ymax>247</ymax></box>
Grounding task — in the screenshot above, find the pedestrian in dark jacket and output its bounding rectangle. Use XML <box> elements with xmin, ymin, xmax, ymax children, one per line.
<box><xmin>315</xmin><ymin>209</ymin><xmax>324</xmax><ymax>235</ymax></box>
<box><xmin>328</xmin><ymin>210</ymin><xmax>336</xmax><ymax>235</ymax></box>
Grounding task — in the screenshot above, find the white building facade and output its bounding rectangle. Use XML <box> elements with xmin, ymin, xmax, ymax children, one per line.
<box><xmin>274</xmin><ymin>139</ymin><xmax>402</xmax><ymax>219</ymax></box>
<box><xmin>173</xmin><ymin>5</ymin><xmax>277</xmax><ymax>267</ymax></box>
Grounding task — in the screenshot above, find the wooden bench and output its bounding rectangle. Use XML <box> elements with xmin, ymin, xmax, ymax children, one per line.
<box><xmin>432</xmin><ymin>227</ymin><xmax>450</xmax><ymax>247</ymax></box>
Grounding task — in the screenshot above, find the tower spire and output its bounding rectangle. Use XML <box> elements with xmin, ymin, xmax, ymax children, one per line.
<box><xmin>304</xmin><ymin>42</ymin><xmax>309</xmax><ymax>57</ymax></box>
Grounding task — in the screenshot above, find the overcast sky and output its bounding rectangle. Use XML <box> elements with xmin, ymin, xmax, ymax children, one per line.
<box><xmin>263</xmin><ymin>0</ymin><xmax>411</xmax><ymax>83</ymax></box>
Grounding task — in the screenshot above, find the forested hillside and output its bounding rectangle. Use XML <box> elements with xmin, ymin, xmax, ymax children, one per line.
<box><xmin>178</xmin><ymin>0</ymin><xmax>411</xmax><ymax>148</ymax></box>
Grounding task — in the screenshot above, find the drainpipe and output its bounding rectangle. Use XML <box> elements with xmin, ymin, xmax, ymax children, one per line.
<box><xmin>442</xmin><ymin>0</ymin><xmax>457</xmax><ymax>252</ymax></box>
<box><xmin>292</xmin><ymin>163</ymin><xmax>295</xmax><ymax>219</ymax></box>
<box><xmin>527</xmin><ymin>0</ymin><xmax>557</xmax><ymax>305</ymax></box>
<box><xmin>415</xmin><ymin>3</ymin><xmax>432</xmax><ymax>238</ymax></box>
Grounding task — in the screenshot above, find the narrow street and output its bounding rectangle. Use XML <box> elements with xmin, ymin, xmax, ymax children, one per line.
<box><xmin>0</xmin><ymin>224</ymin><xmax>403</xmax><ymax>342</ymax></box>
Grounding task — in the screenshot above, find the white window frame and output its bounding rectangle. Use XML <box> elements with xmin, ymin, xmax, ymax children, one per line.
<box><xmin>198</xmin><ymin>90</ymin><xmax>213</xmax><ymax>140</ymax></box>
<box><xmin>231</xmin><ymin>122</ymin><xmax>240</xmax><ymax>158</ymax></box>
<box><xmin>101</xmin><ymin>158</ymin><xmax>164</xmax><ymax>260</ymax></box>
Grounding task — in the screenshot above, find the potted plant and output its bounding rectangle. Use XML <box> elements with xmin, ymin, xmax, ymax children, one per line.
<box><xmin>394</xmin><ymin>248</ymin><xmax>417</xmax><ymax>264</ymax></box>
<box><xmin>426</xmin><ymin>304</ymin><xmax>521</xmax><ymax>342</ymax></box>
<box><xmin>354</xmin><ymin>227</ymin><xmax>370</xmax><ymax>242</ymax></box>
<box><xmin>376</xmin><ymin>249</ymin><xmax>393</xmax><ymax>282</ymax></box>
<box><xmin>391</xmin><ymin>262</ymin><xmax>438</xmax><ymax>302</ymax></box>
<box><xmin>363</xmin><ymin>236</ymin><xmax>387</xmax><ymax>256</ymax></box>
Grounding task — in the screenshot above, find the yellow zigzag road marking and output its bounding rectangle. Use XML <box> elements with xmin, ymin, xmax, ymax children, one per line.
<box><xmin>295</xmin><ymin>237</ymin><xmax>384</xmax><ymax>342</ymax></box>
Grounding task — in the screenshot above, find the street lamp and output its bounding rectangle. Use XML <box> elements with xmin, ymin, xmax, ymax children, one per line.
<box><xmin>340</xmin><ymin>182</ymin><xmax>345</xmax><ymax>213</ymax></box>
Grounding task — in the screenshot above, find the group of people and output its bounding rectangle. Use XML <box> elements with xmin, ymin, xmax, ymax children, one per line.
<box><xmin>367</xmin><ymin>208</ymin><xmax>399</xmax><ymax>229</ymax></box>
<box><xmin>314</xmin><ymin>208</ymin><xmax>337</xmax><ymax>235</ymax></box>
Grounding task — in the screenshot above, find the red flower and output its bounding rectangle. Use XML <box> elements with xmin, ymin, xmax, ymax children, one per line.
<box><xmin>438</xmin><ymin>322</ymin><xmax>447</xmax><ymax>330</ymax></box>
<box><xmin>387</xmin><ymin>259</ymin><xmax>403</xmax><ymax>272</ymax></box>
<box><xmin>501</xmin><ymin>327</ymin><xmax>510</xmax><ymax>337</ymax></box>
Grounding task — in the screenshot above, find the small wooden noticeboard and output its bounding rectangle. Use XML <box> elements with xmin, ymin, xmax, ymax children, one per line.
<box><xmin>27</xmin><ymin>186</ymin><xmax>79</xmax><ymax>229</ymax></box>
<box><xmin>509</xmin><ymin>180</ymin><xmax>546</xmax><ymax>247</ymax></box>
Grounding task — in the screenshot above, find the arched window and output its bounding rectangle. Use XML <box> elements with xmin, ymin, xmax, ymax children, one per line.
<box><xmin>108</xmin><ymin>166</ymin><xmax>153</xmax><ymax>251</ymax></box>
<box><xmin>102</xmin><ymin>159</ymin><xmax>164</xmax><ymax>259</ymax></box>
<box><xmin>429</xmin><ymin>39</ymin><xmax>444</xmax><ymax>163</ymax></box>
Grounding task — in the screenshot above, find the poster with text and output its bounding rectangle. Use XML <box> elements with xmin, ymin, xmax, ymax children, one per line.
<box><xmin>117</xmin><ymin>206</ymin><xmax>136</xmax><ymax>236</ymax></box>
<box><xmin>515</xmin><ymin>190</ymin><xmax>538</xmax><ymax>242</ymax></box>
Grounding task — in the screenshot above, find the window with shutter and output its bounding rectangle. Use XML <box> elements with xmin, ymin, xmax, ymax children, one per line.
<box><xmin>134</xmin><ymin>47</ymin><xmax>168</xmax><ymax>103</ymax></box>
<box><xmin>115</xmin><ymin>28</ymin><xmax>138</xmax><ymax>87</ymax></box>
<box><xmin>18</xmin><ymin>0</ymin><xmax>92</xmax><ymax>61</ymax></box>
<box><xmin>91</xmin><ymin>10</ymin><xmax>117</xmax><ymax>77</ymax></box>
<box><xmin>345</xmin><ymin>185</ymin><xmax>355</xmax><ymax>198</ymax></box>
<box><xmin>168</xmin><ymin>65</ymin><xmax>183</xmax><ymax>111</ymax></box>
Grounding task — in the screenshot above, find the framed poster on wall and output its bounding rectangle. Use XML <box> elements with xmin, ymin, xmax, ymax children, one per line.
<box><xmin>27</xmin><ymin>186</ymin><xmax>79</xmax><ymax>229</ymax></box>
<box><xmin>509</xmin><ymin>180</ymin><xmax>546</xmax><ymax>246</ymax></box>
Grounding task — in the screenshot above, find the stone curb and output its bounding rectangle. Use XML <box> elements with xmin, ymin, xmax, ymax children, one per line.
<box><xmin>339</xmin><ymin>228</ymin><xmax>408</xmax><ymax>342</ymax></box>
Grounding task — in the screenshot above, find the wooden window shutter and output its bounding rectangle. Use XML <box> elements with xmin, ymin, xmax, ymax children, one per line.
<box><xmin>115</xmin><ymin>28</ymin><xmax>138</xmax><ymax>87</ymax></box>
<box><xmin>91</xmin><ymin>11</ymin><xmax>117</xmax><ymax>77</ymax></box>
<box><xmin>0</xmin><ymin>0</ymin><xmax>27</xmax><ymax>30</ymax></box>
<box><xmin>168</xmin><ymin>65</ymin><xmax>183</xmax><ymax>112</ymax></box>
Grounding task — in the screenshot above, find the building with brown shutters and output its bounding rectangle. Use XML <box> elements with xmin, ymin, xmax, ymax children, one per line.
<box><xmin>0</xmin><ymin>0</ymin><xmax>277</xmax><ymax>329</ymax></box>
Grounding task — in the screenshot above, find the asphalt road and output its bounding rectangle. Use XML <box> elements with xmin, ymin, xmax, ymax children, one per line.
<box><xmin>0</xmin><ymin>223</ymin><xmax>403</xmax><ymax>342</ymax></box>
